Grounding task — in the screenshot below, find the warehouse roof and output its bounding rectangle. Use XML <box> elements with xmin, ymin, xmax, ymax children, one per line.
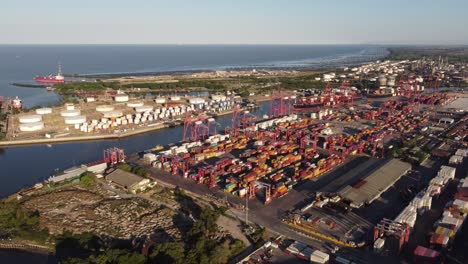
<box><xmin>339</xmin><ymin>159</ymin><xmax>411</xmax><ymax>208</ymax></box>
<box><xmin>48</xmin><ymin>167</ymin><xmax>86</xmax><ymax>183</ymax></box>
<box><xmin>106</xmin><ymin>169</ymin><xmax>146</xmax><ymax>189</ymax></box>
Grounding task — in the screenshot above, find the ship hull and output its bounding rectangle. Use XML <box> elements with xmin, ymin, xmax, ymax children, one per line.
<box><xmin>34</xmin><ymin>77</ymin><xmax>64</xmax><ymax>83</ymax></box>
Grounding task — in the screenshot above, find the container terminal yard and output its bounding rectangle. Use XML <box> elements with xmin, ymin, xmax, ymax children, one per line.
<box><xmin>1</xmin><ymin>57</ymin><xmax>467</xmax><ymax>264</ymax></box>
<box><xmin>126</xmin><ymin>84</ymin><xmax>466</xmax><ymax>263</ymax></box>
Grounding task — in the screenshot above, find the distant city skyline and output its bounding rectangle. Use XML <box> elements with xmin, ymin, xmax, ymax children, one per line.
<box><xmin>1</xmin><ymin>0</ymin><xmax>467</xmax><ymax>45</ymax></box>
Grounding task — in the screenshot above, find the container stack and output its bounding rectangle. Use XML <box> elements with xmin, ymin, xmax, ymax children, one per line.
<box><xmin>394</xmin><ymin>205</ymin><xmax>418</xmax><ymax>228</ymax></box>
<box><xmin>428</xmin><ymin>173</ymin><xmax>467</xmax><ymax>249</ymax></box>
<box><xmin>449</xmin><ymin>148</ymin><xmax>467</xmax><ymax>165</ymax></box>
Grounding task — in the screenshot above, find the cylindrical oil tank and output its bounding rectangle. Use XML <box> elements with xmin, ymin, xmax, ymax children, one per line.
<box><xmin>378</xmin><ymin>75</ymin><xmax>387</xmax><ymax>86</ymax></box>
<box><xmin>64</xmin><ymin>115</ymin><xmax>87</xmax><ymax>124</ymax></box>
<box><xmin>114</xmin><ymin>94</ymin><xmax>129</xmax><ymax>102</ymax></box>
<box><xmin>60</xmin><ymin>109</ymin><xmax>81</xmax><ymax>117</ymax></box>
<box><xmin>127</xmin><ymin>101</ymin><xmax>144</xmax><ymax>108</ymax></box>
<box><xmin>19</xmin><ymin>122</ymin><xmax>44</xmax><ymax>131</ymax></box>
<box><xmin>65</xmin><ymin>103</ymin><xmax>75</xmax><ymax>110</ymax></box>
<box><xmin>188</xmin><ymin>98</ymin><xmax>205</xmax><ymax>104</ymax></box>
<box><xmin>19</xmin><ymin>115</ymin><xmax>42</xmax><ymax>123</ymax></box>
<box><xmin>155</xmin><ymin>98</ymin><xmax>166</xmax><ymax>104</ymax></box>
<box><xmin>135</xmin><ymin>105</ymin><xmax>153</xmax><ymax>113</ymax></box>
<box><xmin>103</xmin><ymin>110</ymin><xmax>124</xmax><ymax>118</ymax></box>
<box><xmin>387</xmin><ymin>76</ymin><xmax>396</xmax><ymax>87</ymax></box>
<box><xmin>35</xmin><ymin>108</ymin><xmax>52</xmax><ymax>115</ymax></box>
<box><xmin>96</xmin><ymin>105</ymin><xmax>115</xmax><ymax>112</ymax></box>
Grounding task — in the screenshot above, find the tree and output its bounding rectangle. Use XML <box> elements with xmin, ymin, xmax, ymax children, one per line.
<box><xmin>209</xmin><ymin>241</ymin><xmax>230</xmax><ymax>264</ymax></box>
<box><xmin>150</xmin><ymin>242</ymin><xmax>185</xmax><ymax>264</ymax></box>
<box><xmin>116</xmin><ymin>164</ymin><xmax>132</xmax><ymax>172</ymax></box>
<box><xmin>80</xmin><ymin>173</ymin><xmax>96</xmax><ymax>188</ymax></box>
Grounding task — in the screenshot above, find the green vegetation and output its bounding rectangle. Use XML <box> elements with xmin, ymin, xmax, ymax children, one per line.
<box><xmin>123</xmin><ymin>79</ymin><xmax>227</xmax><ymax>91</ymax></box>
<box><xmin>0</xmin><ymin>199</ymin><xmax>50</xmax><ymax>243</ymax></box>
<box><xmin>56</xmin><ymin>231</ymin><xmax>146</xmax><ymax>264</ymax></box>
<box><xmin>116</xmin><ymin>164</ymin><xmax>132</xmax><ymax>172</ymax></box>
<box><xmin>415</xmin><ymin>151</ymin><xmax>428</xmax><ymax>163</ymax></box>
<box><xmin>55</xmin><ymin>81</ymin><xmax>120</xmax><ymax>94</ymax></box>
<box><xmin>248</xmin><ymin>227</ymin><xmax>266</xmax><ymax>246</ymax></box>
<box><xmin>132</xmin><ymin>166</ymin><xmax>149</xmax><ymax>177</ymax></box>
<box><xmin>278</xmin><ymin>75</ymin><xmax>327</xmax><ymax>90</ymax></box>
<box><xmin>388</xmin><ymin>46</ymin><xmax>468</xmax><ymax>63</ymax></box>
<box><xmin>116</xmin><ymin>163</ymin><xmax>149</xmax><ymax>178</ymax></box>
<box><xmin>80</xmin><ymin>173</ymin><xmax>97</xmax><ymax>188</ymax></box>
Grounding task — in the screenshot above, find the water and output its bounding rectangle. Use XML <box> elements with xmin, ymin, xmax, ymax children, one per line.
<box><xmin>0</xmin><ymin>44</ymin><xmax>388</xmax><ymax>108</ymax></box>
<box><xmin>0</xmin><ymin>44</ymin><xmax>389</xmax><ymax>197</ymax></box>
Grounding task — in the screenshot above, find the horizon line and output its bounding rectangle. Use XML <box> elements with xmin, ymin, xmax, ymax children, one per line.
<box><xmin>1</xmin><ymin>43</ymin><xmax>468</xmax><ymax>46</ymax></box>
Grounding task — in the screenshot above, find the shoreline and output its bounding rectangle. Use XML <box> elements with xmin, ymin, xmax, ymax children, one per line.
<box><xmin>63</xmin><ymin>49</ymin><xmax>389</xmax><ymax>79</ymax></box>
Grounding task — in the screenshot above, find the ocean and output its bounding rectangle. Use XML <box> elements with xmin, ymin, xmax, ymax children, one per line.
<box><xmin>0</xmin><ymin>44</ymin><xmax>388</xmax><ymax>108</ymax></box>
<box><xmin>0</xmin><ymin>44</ymin><xmax>388</xmax><ymax>198</ymax></box>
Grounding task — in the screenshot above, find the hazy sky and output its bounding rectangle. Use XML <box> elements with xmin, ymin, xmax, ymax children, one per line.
<box><xmin>1</xmin><ymin>0</ymin><xmax>467</xmax><ymax>44</ymax></box>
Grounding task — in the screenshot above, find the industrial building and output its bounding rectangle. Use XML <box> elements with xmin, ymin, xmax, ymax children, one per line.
<box><xmin>106</xmin><ymin>169</ymin><xmax>151</xmax><ymax>193</ymax></box>
<box><xmin>47</xmin><ymin>166</ymin><xmax>87</xmax><ymax>185</ymax></box>
<box><xmin>338</xmin><ymin>159</ymin><xmax>411</xmax><ymax>208</ymax></box>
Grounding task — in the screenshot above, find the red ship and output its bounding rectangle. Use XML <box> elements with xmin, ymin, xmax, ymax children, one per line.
<box><xmin>34</xmin><ymin>64</ymin><xmax>65</xmax><ymax>83</ymax></box>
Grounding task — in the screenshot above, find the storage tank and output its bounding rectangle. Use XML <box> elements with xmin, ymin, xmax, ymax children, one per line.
<box><xmin>35</xmin><ymin>108</ymin><xmax>53</xmax><ymax>115</ymax></box>
<box><xmin>127</xmin><ymin>101</ymin><xmax>144</xmax><ymax>107</ymax></box>
<box><xmin>102</xmin><ymin>110</ymin><xmax>124</xmax><ymax>118</ymax></box>
<box><xmin>387</xmin><ymin>75</ymin><xmax>396</xmax><ymax>87</ymax></box>
<box><xmin>189</xmin><ymin>98</ymin><xmax>205</xmax><ymax>104</ymax></box>
<box><xmin>60</xmin><ymin>109</ymin><xmax>81</xmax><ymax>117</ymax></box>
<box><xmin>154</xmin><ymin>97</ymin><xmax>166</xmax><ymax>104</ymax></box>
<box><xmin>64</xmin><ymin>115</ymin><xmax>87</xmax><ymax>125</ymax></box>
<box><xmin>65</xmin><ymin>103</ymin><xmax>75</xmax><ymax>110</ymax></box>
<box><xmin>114</xmin><ymin>93</ymin><xmax>129</xmax><ymax>102</ymax></box>
<box><xmin>19</xmin><ymin>122</ymin><xmax>44</xmax><ymax>132</ymax></box>
<box><xmin>211</xmin><ymin>94</ymin><xmax>226</xmax><ymax>101</ymax></box>
<box><xmin>19</xmin><ymin>115</ymin><xmax>42</xmax><ymax>123</ymax></box>
<box><xmin>378</xmin><ymin>75</ymin><xmax>387</xmax><ymax>86</ymax></box>
<box><xmin>96</xmin><ymin>105</ymin><xmax>115</xmax><ymax>112</ymax></box>
<box><xmin>135</xmin><ymin>105</ymin><xmax>153</xmax><ymax>113</ymax></box>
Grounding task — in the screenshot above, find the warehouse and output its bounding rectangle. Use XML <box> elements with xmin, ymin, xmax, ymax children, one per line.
<box><xmin>106</xmin><ymin>169</ymin><xmax>151</xmax><ymax>193</ymax></box>
<box><xmin>47</xmin><ymin>166</ymin><xmax>87</xmax><ymax>185</ymax></box>
<box><xmin>338</xmin><ymin>159</ymin><xmax>411</xmax><ymax>208</ymax></box>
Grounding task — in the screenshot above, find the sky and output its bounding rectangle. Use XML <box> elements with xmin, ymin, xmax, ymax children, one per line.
<box><xmin>1</xmin><ymin>0</ymin><xmax>467</xmax><ymax>45</ymax></box>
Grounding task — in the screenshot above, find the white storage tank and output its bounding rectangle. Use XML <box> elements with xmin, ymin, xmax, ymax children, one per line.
<box><xmin>60</xmin><ymin>109</ymin><xmax>81</xmax><ymax>117</ymax></box>
<box><xmin>210</xmin><ymin>94</ymin><xmax>226</xmax><ymax>101</ymax></box>
<box><xmin>114</xmin><ymin>93</ymin><xmax>129</xmax><ymax>102</ymax></box>
<box><xmin>135</xmin><ymin>105</ymin><xmax>153</xmax><ymax>113</ymax></box>
<box><xmin>155</xmin><ymin>98</ymin><xmax>166</xmax><ymax>104</ymax></box>
<box><xmin>35</xmin><ymin>108</ymin><xmax>53</xmax><ymax>115</ymax></box>
<box><xmin>96</xmin><ymin>105</ymin><xmax>115</xmax><ymax>112</ymax></box>
<box><xmin>103</xmin><ymin>110</ymin><xmax>124</xmax><ymax>118</ymax></box>
<box><xmin>127</xmin><ymin>101</ymin><xmax>144</xmax><ymax>108</ymax></box>
<box><xmin>378</xmin><ymin>75</ymin><xmax>388</xmax><ymax>86</ymax></box>
<box><xmin>65</xmin><ymin>103</ymin><xmax>75</xmax><ymax>110</ymax></box>
<box><xmin>64</xmin><ymin>115</ymin><xmax>87</xmax><ymax>125</ymax></box>
<box><xmin>19</xmin><ymin>122</ymin><xmax>44</xmax><ymax>132</ymax></box>
<box><xmin>19</xmin><ymin>115</ymin><xmax>42</xmax><ymax>123</ymax></box>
